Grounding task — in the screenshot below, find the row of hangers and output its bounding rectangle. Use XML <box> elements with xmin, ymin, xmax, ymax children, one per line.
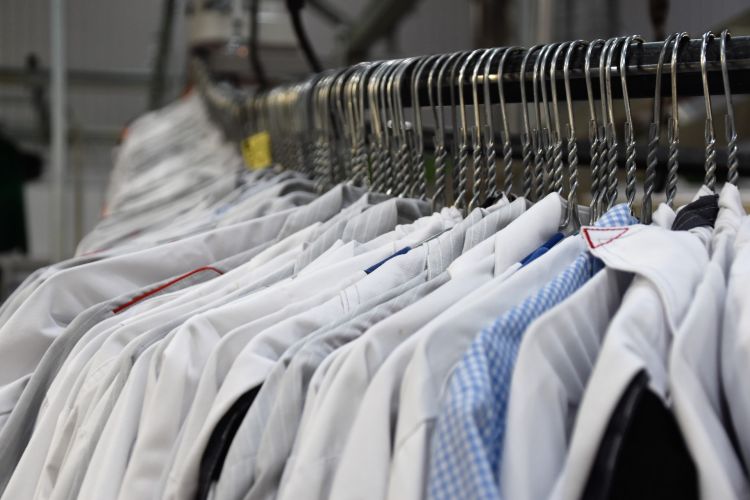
<box><xmin>194</xmin><ymin>30</ymin><xmax>742</xmax><ymax>228</ymax></box>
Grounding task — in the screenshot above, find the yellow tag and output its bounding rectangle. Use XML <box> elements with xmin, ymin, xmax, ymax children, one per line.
<box><xmin>241</xmin><ymin>131</ymin><xmax>272</xmax><ymax>170</ymax></box>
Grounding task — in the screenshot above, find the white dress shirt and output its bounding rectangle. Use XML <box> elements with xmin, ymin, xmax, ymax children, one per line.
<box><xmin>500</xmin><ymin>268</ymin><xmax>633</xmax><ymax>500</ymax></box>
<box><xmin>721</xmin><ymin>210</ymin><xmax>750</xmax><ymax>476</ymax></box>
<box><xmin>109</xmin><ymin>210</ymin><xmax>460</xmax><ymax>500</ymax></box>
<box><xmin>2</xmin><ymin>218</ymin><xmax>328</xmax><ymax>500</ymax></box>
<box><xmin>153</xmin><ymin>209</ymin><xmax>462</xmax><ymax>500</ymax></box>
<box><xmin>550</xmin><ymin>222</ymin><xmax>710</xmax><ymax>500</ymax></box>
<box><xmin>277</xmin><ymin>195</ymin><xmax>566</xmax><ymax>500</ymax></box>
<box><xmin>346</xmin><ymin>229</ymin><xmax>582</xmax><ymax>500</ymax></box>
<box><xmin>207</xmin><ymin>201</ymin><xmax>518</xmax><ymax>500</ymax></box>
<box><xmin>670</xmin><ymin>183</ymin><xmax>749</xmax><ymax>500</ymax></box>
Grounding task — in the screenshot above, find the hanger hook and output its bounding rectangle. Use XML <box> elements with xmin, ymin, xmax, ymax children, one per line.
<box><xmin>430</xmin><ymin>51</ymin><xmax>465</xmax><ymax>209</ymax></box>
<box><xmin>482</xmin><ymin>47</ymin><xmax>506</xmax><ymax>200</ymax></box>
<box><xmin>604</xmin><ymin>36</ymin><xmax>627</xmax><ymax>211</ymax></box>
<box><xmin>584</xmin><ymin>39</ymin><xmax>605</xmax><ymax>220</ymax></box>
<box><xmin>391</xmin><ymin>57</ymin><xmax>419</xmax><ymax>197</ymax></box>
<box><xmin>701</xmin><ymin>31</ymin><xmax>718</xmax><ymax>191</ymax></box>
<box><xmin>455</xmin><ymin>49</ymin><xmax>484</xmax><ymax>209</ymax></box>
<box><xmin>469</xmin><ymin>48</ymin><xmax>494</xmax><ymax>210</ymax></box>
<box><xmin>642</xmin><ymin>33</ymin><xmax>678</xmax><ymax>223</ymax></box>
<box><xmin>666</xmin><ymin>32</ymin><xmax>690</xmax><ymax>208</ymax></box>
<box><xmin>411</xmin><ymin>55</ymin><xmax>440</xmax><ymax>199</ymax></box>
<box><xmin>721</xmin><ymin>30</ymin><xmax>740</xmax><ymax>186</ymax></box>
<box><xmin>520</xmin><ymin>45</ymin><xmax>543</xmax><ymax>200</ymax></box>
<box><xmin>561</xmin><ymin>40</ymin><xmax>587</xmax><ymax>230</ymax></box>
<box><xmin>533</xmin><ymin>43</ymin><xmax>559</xmax><ymax>200</ymax></box>
<box><xmin>593</xmin><ymin>37</ymin><xmax>617</xmax><ymax>215</ymax></box>
<box><xmin>620</xmin><ymin>35</ymin><xmax>644</xmax><ymax>214</ymax></box>
<box><xmin>550</xmin><ymin>42</ymin><xmax>570</xmax><ymax>197</ymax></box>
<box><xmin>498</xmin><ymin>46</ymin><xmax>522</xmax><ymax>196</ymax></box>
<box><xmin>593</xmin><ymin>37</ymin><xmax>618</xmax><ymax>217</ymax></box>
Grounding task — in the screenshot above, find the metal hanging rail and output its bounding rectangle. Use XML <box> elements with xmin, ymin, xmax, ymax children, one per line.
<box><xmin>405</xmin><ymin>35</ymin><xmax>750</xmax><ymax>106</ymax></box>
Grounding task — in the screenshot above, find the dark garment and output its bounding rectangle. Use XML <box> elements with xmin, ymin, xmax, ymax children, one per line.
<box><xmin>197</xmin><ymin>386</ymin><xmax>261</xmax><ymax>500</ymax></box>
<box><xmin>581</xmin><ymin>370</ymin><xmax>698</xmax><ymax>500</ymax></box>
<box><xmin>671</xmin><ymin>194</ymin><xmax>719</xmax><ymax>231</ymax></box>
<box><xmin>0</xmin><ymin>132</ymin><xmax>43</xmax><ymax>253</ymax></box>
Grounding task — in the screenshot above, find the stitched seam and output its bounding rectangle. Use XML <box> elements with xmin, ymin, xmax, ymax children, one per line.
<box><xmin>112</xmin><ymin>266</ymin><xmax>223</xmax><ymax>314</ymax></box>
<box><xmin>582</xmin><ymin>227</ymin><xmax>629</xmax><ymax>249</ymax></box>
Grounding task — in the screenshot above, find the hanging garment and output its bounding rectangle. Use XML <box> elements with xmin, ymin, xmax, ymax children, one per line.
<box><xmin>1</xmin><ymin>54</ymin><xmax>749</xmax><ymax>500</ymax></box>
<box><xmin>211</xmin><ymin>198</ymin><xmax>527</xmax><ymax>500</ymax></box>
<box><xmin>426</xmin><ymin>204</ymin><xmax>636</xmax><ymax>500</ymax></box>
<box><xmin>549</xmin><ymin>220</ymin><xmax>712</xmax><ymax>500</ymax></box>
<box><xmin>670</xmin><ymin>184</ymin><xmax>750</xmax><ymax>500</ymax></box>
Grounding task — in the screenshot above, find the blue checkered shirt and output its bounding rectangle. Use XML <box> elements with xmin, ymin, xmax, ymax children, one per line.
<box><xmin>426</xmin><ymin>204</ymin><xmax>636</xmax><ymax>500</ymax></box>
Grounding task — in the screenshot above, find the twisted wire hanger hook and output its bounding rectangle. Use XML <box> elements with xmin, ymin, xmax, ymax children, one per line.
<box><xmin>620</xmin><ymin>35</ymin><xmax>644</xmax><ymax>214</ymax></box>
<box><xmin>482</xmin><ymin>47</ymin><xmax>506</xmax><ymax>199</ymax></box>
<box><xmin>585</xmin><ymin>39</ymin><xmax>606</xmax><ymax>220</ymax></box>
<box><xmin>594</xmin><ymin>37</ymin><xmax>619</xmax><ymax>217</ymax></box>
<box><xmin>701</xmin><ymin>31</ymin><xmax>718</xmax><ymax>191</ymax></box>
<box><xmin>497</xmin><ymin>47</ymin><xmax>522</xmax><ymax>196</ymax></box>
<box><xmin>550</xmin><ymin>42</ymin><xmax>571</xmax><ymax>197</ymax></box>
<box><xmin>721</xmin><ymin>30</ymin><xmax>740</xmax><ymax>186</ymax></box>
<box><xmin>520</xmin><ymin>45</ymin><xmax>543</xmax><ymax>200</ymax></box>
<box><xmin>642</xmin><ymin>33</ymin><xmax>678</xmax><ymax>223</ymax></box>
<box><xmin>561</xmin><ymin>40</ymin><xmax>588</xmax><ymax>229</ymax></box>
<box><xmin>469</xmin><ymin>48</ymin><xmax>494</xmax><ymax>209</ymax></box>
<box><xmin>666</xmin><ymin>32</ymin><xmax>691</xmax><ymax>209</ymax></box>
<box><xmin>533</xmin><ymin>43</ymin><xmax>557</xmax><ymax>200</ymax></box>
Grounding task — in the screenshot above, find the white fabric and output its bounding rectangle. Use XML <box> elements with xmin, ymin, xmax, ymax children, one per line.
<box><xmin>721</xmin><ymin>211</ymin><xmax>750</xmax><ymax>475</ymax></box>
<box><xmin>111</xmin><ymin>210</ymin><xmax>459</xmax><ymax>500</ymax></box>
<box><xmin>551</xmin><ymin>222</ymin><xmax>710</xmax><ymax>500</ymax></box>
<box><xmin>670</xmin><ymin>184</ymin><xmax>749</xmax><ymax>500</ymax></box>
<box><xmin>379</xmin><ymin>237</ymin><xmax>583</xmax><ymax>500</ymax></box>
<box><xmin>210</xmin><ymin>200</ymin><xmax>521</xmax><ymax>500</ymax></box>
<box><xmin>277</xmin><ymin>194</ymin><xmax>567</xmax><ymax>500</ymax></box>
<box><xmin>500</xmin><ymin>268</ymin><xmax>633</xmax><ymax>500</ymax></box>
<box><xmin>3</xmin><ymin>222</ymin><xmax>321</xmax><ymax>500</ymax></box>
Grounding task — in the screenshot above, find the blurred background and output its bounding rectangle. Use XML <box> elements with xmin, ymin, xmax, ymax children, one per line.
<box><xmin>0</xmin><ymin>0</ymin><xmax>749</xmax><ymax>271</ymax></box>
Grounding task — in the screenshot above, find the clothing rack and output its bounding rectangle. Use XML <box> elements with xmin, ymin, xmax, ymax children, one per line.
<box><xmin>407</xmin><ymin>35</ymin><xmax>750</xmax><ymax>106</ymax></box>
<box><xmin>193</xmin><ymin>33</ymin><xmax>750</xmax><ymax>216</ymax></box>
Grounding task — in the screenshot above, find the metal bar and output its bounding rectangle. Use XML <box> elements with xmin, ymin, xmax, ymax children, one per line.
<box><xmin>404</xmin><ymin>35</ymin><xmax>750</xmax><ymax>106</ymax></box>
<box><xmin>423</xmin><ymin>130</ymin><xmax>750</xmax><ymax>179</ymax></box>
<box><xmin>149</xmin><ymin>0</ymin><xmax>177</xmax><ymax>109</ymax></box>
<box><xmin>50</xmin><ymin>0</ymin><xmax>67</xmax><ymax>261</ymax></box>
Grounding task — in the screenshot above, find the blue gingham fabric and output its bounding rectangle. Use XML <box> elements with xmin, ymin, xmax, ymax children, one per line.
<box><xmin>426</xmin><ymin>204</ymin><xmax>636</xmax><ymax>500</ymax></box>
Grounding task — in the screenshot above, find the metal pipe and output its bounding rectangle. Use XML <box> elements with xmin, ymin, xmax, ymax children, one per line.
<box><xmin>50</xmin><ymin>0</ymin><xmax>67</xmax><ymax>261</ymax></box>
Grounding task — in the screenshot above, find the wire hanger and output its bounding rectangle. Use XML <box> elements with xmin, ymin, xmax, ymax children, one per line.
<box><xmin>666</xmin><ymin>32</ymin><xmax>691</xmax><ymax>208</ymax></box>
<box><xmin>481</xmin><ymin>47</ymin><xmax>505</xmax><ymax>203</ymax></box>
<box><xmin>700</xmin><ymin>31</ymin><xmax>718</xmax><ymax>192</ymax></box>
<box><xmin>721</xmin><ymin>30</ymin><xmax>740</xmax><ymax>186</ymax></box>
<box><xmin>429</xmin><ymin>52</ymin><xmax>464</xmax><ymax>209</ymax></box>
<box><xmin>469</xmin><ymin>49</ymin><xmax>493</xmax><ymax>210</ymax></box>
<box><xmin>456</xmin><ymin>49</ymin><xmax>484</xmax><ymax>210</ymax></box>
<box><xmin>561</xmin><ymin>40</ymin><xmax>588</xmax><ymax>229</ymax></box>
<box><xmin>498</xmin><ymin>47</ymin><xmax>522</xmax><ymax>197</ymax></box>
<box><xmin>584</xmin><ymin>39</ymin><xmax>605</xmax><ymax>221</ymax></box>
<box><xmin>604</xmin><ymin>36</ymin><xmax>626</xmax><ymax>212</ymax></box>
<box><xmin>532</xmin><ymin>44</ymin><xmax>554</xmax><ymax>201</ymax></box>
<box><xmin>620</xmin><ymin>35</ymin><xmax>644</xmax><ymax>215</ymax></box>
<box><xmin>550</xmin><ymin>41</ymin><xmax>571</xmax><ymax>199</ymax></box>
<box><xmin>410</xmin><ymin>55</ymin><xmax>438</xmax><ymax>199</ymax></box>
<box><xmin>643</xmin><ymin>33</ymin><xmax>677</xmax><ymax>224</ymax></box>
<box><xmin>520</xmin><ymin>45</ymin><xmax>543</xmax><ymax>201</ymax></box>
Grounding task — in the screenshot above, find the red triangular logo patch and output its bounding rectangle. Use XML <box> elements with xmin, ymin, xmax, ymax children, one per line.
<box><xmin>582</xmin><ymin>227</ymin><xmax>630</xmax><ymax>249</ymax></box>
